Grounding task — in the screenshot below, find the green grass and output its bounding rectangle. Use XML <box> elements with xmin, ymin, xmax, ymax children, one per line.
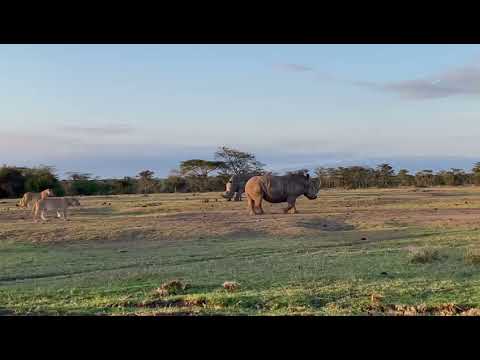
<box><xmin>3</xmin><ymin>187</ymin><xmax>480</xmax><ymax>315</ymax></box>
<box><xmin>2</xmin><ymin>228</ymin><xmax>480</xmax><ymax>315</ymax></box>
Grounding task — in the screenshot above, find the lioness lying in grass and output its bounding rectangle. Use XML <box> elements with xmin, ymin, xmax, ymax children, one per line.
<box><xmin>32</xmin><ymin>197</ymin><xmax>81</xmax><ymax>222</ymax></box>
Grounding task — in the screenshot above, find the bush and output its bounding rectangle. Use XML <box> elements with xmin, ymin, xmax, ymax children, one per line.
<box><xmin>23</xmin><ymin>166</ymin><xmax>64</xmax><ymax>196</ymax></box>
<box><xmin>407</xmin><ymin>246</ymin><xmax>442</xmax><ymax>264</ymax></box>
<box><xmin>0</xmin><ymin>166</ymin><xmax>25</xmax><ymax>198</ymax></box>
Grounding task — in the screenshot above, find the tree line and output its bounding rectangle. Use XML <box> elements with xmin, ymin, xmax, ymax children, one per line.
<box><xmin>2</xmin><ymin>151</ymin><xmax>480</xmax><ymax>199</ymax></box>
<box><xmin>315</xmin><ymin>163</ymin><xmax>480</xmax><ymax>189</ymax></box>
<box><xmin>0</xmin><ymin>147</ymin><xmax>264</xmax><ymax>198</ymax></box>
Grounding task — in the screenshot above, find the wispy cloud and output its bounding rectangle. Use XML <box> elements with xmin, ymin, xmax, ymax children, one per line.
<box><xmin>61</xmin><ymin>124</ymin><xmax>135</xmax><ymax>136</ymax></box>
<box><xmin>356</xmin><ymin>63</ymin><xmax>480</xmax><ymax>100</ymax></box>
<box><xmin>274</xmin><ymin>63</ymin><xmax>314</xmax><ymax>72</ymax></box>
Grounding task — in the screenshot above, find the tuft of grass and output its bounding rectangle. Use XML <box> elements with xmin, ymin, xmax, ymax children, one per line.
<box><xmin>406</xmin><ymin>246</ymin><xmax>442</xmax><ymax>264</ymax></box>
<box><xmin>464</xmin><ymin>248</ymin><xmax>480</xmax><ymax>266</ymax></box>
<box><xmin>155</xmin><ymin>280</ymin><xmax>189</xmax><ymax>296</ymax></box>
<box><xmin>223</xmin><ymin>281</ymin><xmax>240</xmax><ymax>293</ymax></box>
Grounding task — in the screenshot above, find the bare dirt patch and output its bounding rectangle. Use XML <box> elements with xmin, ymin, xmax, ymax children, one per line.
<box><xmin>4</xmin><ymin>187</ymin><xmax>480</xmax><ymax>244</ymax></box>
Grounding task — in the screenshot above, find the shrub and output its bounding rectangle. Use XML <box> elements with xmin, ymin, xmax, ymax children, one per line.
<box><xmin>407</xmin><ymin>246</ymin><xmax>442</xmax><ymax>264</ymax></box>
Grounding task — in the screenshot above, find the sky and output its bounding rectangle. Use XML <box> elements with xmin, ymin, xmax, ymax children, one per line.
<box><xmin>2</xmin><ymin>44</ymin><xmax>480</xmax><ymax>178</ymax></box>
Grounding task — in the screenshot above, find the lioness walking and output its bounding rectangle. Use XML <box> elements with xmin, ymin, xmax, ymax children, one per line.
<box><xmin>17</xmin><ymin>189</ymin><xmax>54</xmax><ymax>208</ymax></box>
<box><xmin>32</xmin><ymin>197</ymin><xmax>80</xmax><ymax>222</ymax></box>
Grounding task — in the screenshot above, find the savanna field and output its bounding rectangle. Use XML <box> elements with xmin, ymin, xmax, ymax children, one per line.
<box><xmin>2</xmin><ymin>187</ymin><xmax>480</xmax><ymax>316</ymax></box>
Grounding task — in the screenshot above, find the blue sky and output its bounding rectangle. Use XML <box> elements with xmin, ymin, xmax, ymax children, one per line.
<box><xmin>2</xmin><ymin>44</ymin><xmax>480</xmax><ymax>178</ymax></box>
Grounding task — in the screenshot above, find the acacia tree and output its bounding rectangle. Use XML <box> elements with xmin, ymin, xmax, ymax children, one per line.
<box><xmin>137</xmin><ymin>170</ymin><xmax>155</xmax><ymax>194</ymax></box>
<box><xmin>415</xmin><ymin>170</ymin><xmax>434</xmax><ymax>187</ymax></box>
<box><xmin>115</xmin><ymin>177</ymin><xmax>137</xmax><ymax>194</ymax></box>
<box><xmin>179</xmin><ymin>159</ymin><xmax>224</xmax><ymax>192</ymax></box>
<box><xmin>397</xmin><ymin>169</ymin><xmax>414</xmax><ymax>186</ymax></box>
<box><xmin>214</xmin><ymin>146</ymin><xmax>264</xmax><ymax>176</ymax></box>
<box><xmin>375</xmin><ymin>163</ymin><xmax>395</xmax><ymax>188</ymax></box>
<box><xmin>164</xmin><ymin>170</ymin><xmax>186</xmax><ymax>193</ymax></box>
<box><xmin>65</xmin><ymin>172</ymin><xmax>98</xmax><ymax>195</ymax></box>
<box><xmin>437</xmin><ymin>170</ymin><xmax>454</xmax><ymax>186</ymax></box>
<box><xmin>450</xmin><ymin>168</ymin><xmax>467</xmax><ymax>186</ymax></box>
<box><xmin>472</xmin><ymin>162</ymin><xmax>480</xmax><ymax>185</ymax></box>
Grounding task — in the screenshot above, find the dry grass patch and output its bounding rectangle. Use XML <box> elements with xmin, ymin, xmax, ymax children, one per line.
<box><xmin>464</xmin><ymin>248</ymin><xmax>480</xmax><ymax>266</ymax></box>
<box><xmin>154</xmin><ymin>280</ymin><xmax>189</xmax><ymax>296</ymax></box>
<box><xmin>366</xmin><ymin>303</ymin><xmax>477</xmax><ymax>316</ymax></box>
<box><xmin>406</xmin><ymin>246</ymin><xmax>442</xmax><ymax>264</ymax></box>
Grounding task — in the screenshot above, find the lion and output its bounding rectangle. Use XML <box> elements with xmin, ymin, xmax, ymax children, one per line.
<box><xmin>17</xmin><ymin>189</ymin><xmax>54</xmax><ymax>209</ymax></box>
<box><xmin>32</xmin><ymin>197</ymin><xmax>81</xmax><ymax>222</ymax></box>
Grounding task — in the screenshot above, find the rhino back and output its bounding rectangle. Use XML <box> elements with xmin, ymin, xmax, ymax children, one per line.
<box><xmin>232</xmin><ymin>173</ymin><xmax>255</xmax><ymax>191</ymax></box>
<box><xmin>262</xmin><ymin>175</ymin><xmax>306</xmax><ymax>202</ymax></box>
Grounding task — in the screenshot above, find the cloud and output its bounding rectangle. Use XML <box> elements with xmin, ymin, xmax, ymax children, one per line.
<box><xmin>356</xmin><ymin>64</ymin><xmax>480</xmax><ymax>100</ymax></box>
<box><xmin>275</xmin><ymin>63</ymin><xmax>314</xmax><ymax>72</ymax></box>
<box><xmin>61</xmin><ymin>124</ymin><xmax>135</xmax><ymax>136</ymax></box>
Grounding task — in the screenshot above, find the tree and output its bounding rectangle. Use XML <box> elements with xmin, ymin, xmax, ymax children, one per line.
<box><xmin>473</xmin><ymin>162</ymin><xmax>480</xmax><ymax>173</ymax></box>
<box><xmin>450</xmin><ymin>168</ymin><xmax>467</xmax><ymax>186</ymax></box>
<box><xmin>214</xmin><ymin>146</ymin><xmax>264</xmax><ymax>176</ymax></box>
<box><xmin>65</xmin><ymin>172</ymin><xmax>98</xmax><ymax>195</ymax></box>
<box><xmin>437</xmin><ymin>170</ymin><xmax>454</xmax><ymax>186</ymax></box>
<box><xmin>137</xmin><ymin>170</ymin><xmax>155</xmax><ymax>194</ymax></box>
<box><xmin>415</xmin><ymin>170</ymin><xmax>434</xmax><ymax>187</ymax></box>
<box><xmin>375</xmin><ymin>163</ymin><xmax>395</xmax><ymax>188</ymax></box>
<box><xmin>164</xmin><ymin>170</ymin><xmax>186</xmax><ymax>193</ymax></box>
<box><xmin>23</xmin><ymin>166</ymin><xmax>64</xmax><ymax>195</ymax></box>
<box><xmin>397</xmin><ymin>169</ymin><xmax>414</xmax><ymax>186</ymax></box>
<box><xmin>66</xmin><ymin>172</ymin><xmax>92</xmax><ymax>181</ymax></box>
<box><xmin>0</xmin><ymin>166</ymin><xmax>25</xmax><ymax>198</ymax></box>
<box><xmin>472</xmin><ymin>162</ymin><xmax>480</xmax><ymax>186</ymax></box>
<box><xmin>114</xmin><ymin>177</ymin><xmax>137</xmax><ymax>194</ymax></box>
<box><xmin>179</xmin><ymin>160</ymin><xmax>225</xmax><ymax>192</ymax></box>
<box><xmin>179</xmin><ymin>160</ymin><xmax>224</xmax><ymax>177</ymax></box>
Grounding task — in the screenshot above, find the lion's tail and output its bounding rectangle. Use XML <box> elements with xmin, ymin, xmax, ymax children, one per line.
<box><xmin>18</xmin><ymin>194</ymin><xmax>27</xmax><ymax>208</ymax></box>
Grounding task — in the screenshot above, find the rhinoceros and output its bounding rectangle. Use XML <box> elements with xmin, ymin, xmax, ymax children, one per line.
<box><xmin>221</xmin><ymin>173</ymin><xmax>257</xmax><ymax>201</ymax></box>
<box><xmin>244</xmin><ymin>172</ymin><xmax>319</xmax><ymax>215</ymax></box>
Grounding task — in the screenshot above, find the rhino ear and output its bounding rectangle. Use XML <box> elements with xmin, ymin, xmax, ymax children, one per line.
<box><xmin>306</xmin><ymin>173</ymin><xmax>310</xmax><ymax>180</ymax></box>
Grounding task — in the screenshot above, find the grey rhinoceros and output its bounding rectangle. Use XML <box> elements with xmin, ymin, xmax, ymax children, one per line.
<box><xmin>244</xmin><ymin>172</ymin><xmax>319</xmax><ymax>215</ymax></box>
<box><xmin>221</xmin><ymin>173</ymin><xmax>257</xmax><ymax>201</ymax></box>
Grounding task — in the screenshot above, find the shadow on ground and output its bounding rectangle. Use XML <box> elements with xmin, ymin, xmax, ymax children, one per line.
<box><xmin>0</xmin><ymin>308</ymin><xmax>16</xmax><ymax>316</ymax></box>
<box><xmin>296</xmin><ymin>217</ymin><xmax>355</xmax><ymax>231</ymax></box>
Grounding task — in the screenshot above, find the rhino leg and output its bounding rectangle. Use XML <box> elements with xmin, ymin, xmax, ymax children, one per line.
<box><xmin>222</xmin><ymin>192</ymin><xmax>233</xmax><ymax>201</ymax></box>
<box><xmin>283</xmin><ymin>198</ymin><xmax>297</xmax><ymax>214</ymax></box>
<box><xmin>246</xmin><ymin>194</ymin><xmax>256</xmax><ymax>215</ymax></box>
<box><xmin>247</xmin><ymin>193</ymin><xmax>263</xmax><ymax>215</ymax></box>
<box><xmin>255</xmin><ymin>197</ymin><xmax>264</xmax><ymax>214</ymax></box>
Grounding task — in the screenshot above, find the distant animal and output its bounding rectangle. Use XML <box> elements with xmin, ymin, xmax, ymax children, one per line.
<box><xmin>222</xmin><ymin>173</ymin><xmax>257</xmax><ymax>201</ymax></box>
<box><xmin>17</xmin><ymin>189</ymin><xmax>54</xmax><ymax>208</ymax></box>
<box><xmin>32</xmin><ymin>197</ymin><xmax>81</xmax><ymax>222</ymax></box>
<box><xmin>244</xmin><ymin>172</ymin><xmax>319</xmax><ymax>215</ymax></box>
